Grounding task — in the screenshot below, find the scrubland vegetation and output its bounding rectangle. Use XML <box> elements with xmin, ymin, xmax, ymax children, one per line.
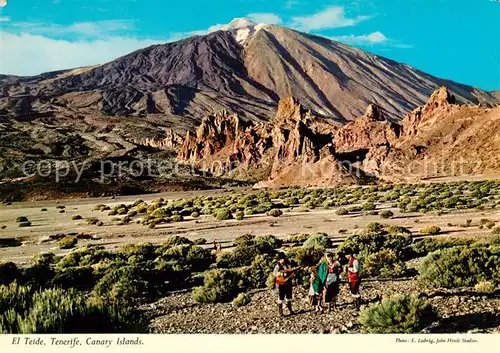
<box><xmin>1</xmin><ymin>180</ymin><xmax>499</xmax><ymax>333</ymax></box>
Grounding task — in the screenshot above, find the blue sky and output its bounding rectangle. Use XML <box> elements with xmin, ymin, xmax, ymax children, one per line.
<box><xmin>1</xmin><ymin>0</ymin><xmax>499</xmax><ymax>90</ymax></box>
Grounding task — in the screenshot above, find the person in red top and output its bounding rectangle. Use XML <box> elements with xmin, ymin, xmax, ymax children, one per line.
<box><xmin>345</xmin><ymin>252</ymin><xmax>362</xmax><ymax>311</ymax></box>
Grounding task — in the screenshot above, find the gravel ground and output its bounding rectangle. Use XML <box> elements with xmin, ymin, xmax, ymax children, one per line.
<box><xmin>145</xmin><ymin>279</ymin><xmax>500</xmax><ymax>334</ymax></box>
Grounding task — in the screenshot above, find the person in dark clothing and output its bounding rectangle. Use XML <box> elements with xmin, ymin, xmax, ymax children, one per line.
<box><xmin>323</xmin><ymin>253</ymin><xmax>342</xmax><ymax>312</ymax></box>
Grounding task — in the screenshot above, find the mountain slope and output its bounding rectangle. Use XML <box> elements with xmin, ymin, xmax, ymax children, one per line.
<box><xmin>0</xmin><ymin>22</ymin><xmax>498</xmax><ymax>132</ymax></box>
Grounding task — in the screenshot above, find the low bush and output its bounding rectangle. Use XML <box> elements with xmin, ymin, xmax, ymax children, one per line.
<box><xmin>16</xmin><ymin>216</ymin><xmax>28</xmax><ymax>223</ymax></box>
<box><xmin>192</xmin><ymin>269</ymin><xmax>244</xmax><ymax>303</ymax></box>
<box><xmin>232</xmin><ymin>293</ymin><xmax>251</xmax><ymax>307</ymax></box>
<box><xmin>418</xmin><ymin>246</ymin><xmax>500</xmax><ymax>288</ymax></box>
<box><xmin>56</xmin><ymin>236</ymin><xmax>77</xmax><ymax>250</ymax></box>
<box><xmin>193</xmin><ymin>238</ymin><xmax>207</xmax><ymax>245</ymax></box>
<box><xmin>215</xmin><ymin>209</ymin><xmax>233</xmax><ymax>221</ymax></box>
<box><xmin>303</xmin><ymin>233</ymin><xmax>331</xmax><ymax>249</ymax></box>
<box><xmin>474</xmin><ymin>281</ymin><xmax>496</xmax><ymax>294</ymax></box>
<box><xmin>288</xmin><ymin>246</ymin><xmax>324</xmax><ymax>267</ymax></box>
<box><xmin>359</xmin><ymin>294</ymin><xmax>438</xmax><ymax>333</ymax></box>
<box><xmin>267</xmin><ymin>209</ymin><xmax>283</xmax><ymax>218</ymax></box>
<box><xmin>0</xmin><ymin>262</ymin><xmax>21</xmax><ymax>285</ymax></box>
<box><xmin>336</xmin><ymin>208</ymin><xmax>349</xmax><ymax>216</ymax></box>
<box><xmin>362</xmin><ymin>249</ymin><xmax>407</xmax><ymax>278</ymax></box>
<box><xmin>419</xmin><ymin>226</ymin><xmax>442</xmax><ymax>235</ymax></box>
<box><xmin>410</xmin><ymin>237</ymin><xmax>474</xmax><ymax>258</ymax></box>
<box><xmin>18</xmin><ymin>222</ymin><xmax>32</xmax><ymax>228</ymax></box>
<box><xmin>0</xmin><ymin>285</ymin><xmax>143</xmax><ymax>333</ymax></box>
<box><xmin>235</xmin><ymin>211</ymin><xmax>245</xmax><ymax>220</ymax></box>
<box><xmin>72</xmin><ymin>215</ymin><xmax>82</xmax><ymax>220</ymax></box>
<box><xmin>380</xmin><ymin>210</ymin><xmax>394</xmax><ymax>219</ymax></box>
<box><xmin>254</xmin><ymin>235</ymin><xmax>282</xmax><ymax>252</ymax></box>
<box><xmin>287</xmin><ymin>234</ymin><xmax>309</xmax><ymax>245</ymax></box>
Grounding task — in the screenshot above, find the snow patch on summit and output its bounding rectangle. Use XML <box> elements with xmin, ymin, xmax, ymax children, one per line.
<box><xmin>224</xmin><ymin>18</ymin><xmax>268</xmax><ymax>44</ymax></box>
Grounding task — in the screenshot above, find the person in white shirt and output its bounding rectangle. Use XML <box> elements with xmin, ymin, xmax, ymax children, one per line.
<box><xmin>346</xmin><ymin>252</ymin><xmax>362</xmax><ymax>311</ymax></box>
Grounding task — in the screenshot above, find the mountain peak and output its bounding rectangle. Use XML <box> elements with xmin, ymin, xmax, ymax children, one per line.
<box><xmin>223</xmin><ymin>18</ymin><xmax>268</xmax><ymax>44</ymax></box>
<box><xmin>226</xmin><ymin>18</ymin><xmax>256</xmax><ymax>30</ymax></box>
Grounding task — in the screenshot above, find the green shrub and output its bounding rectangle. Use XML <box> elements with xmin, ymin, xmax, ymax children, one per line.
<box><xmin>235</xmin><ymin>211</ymin><xmax>245</xmax><ymax>220</ymax></box>
<box><xmin>52</xmin><ymin>266</ymin><xmax>95</xmax><ymax>290</ymax></box>
<box><xmin>410</xmin><ymin>237</ymin><xmax>474</xmax><ymax>258</ymax></box>
<box><xmin>254</xmin><ymin>235</ymin><xmax>282</xmax><ymax>252</ymax></box>
<box><xmin>362</xmin><ymin>202</ymin><xmax>376</xmax><ymax>211</ymax></box>
<box><xmin>193</xmin><ymin>238</ymin><xmax>207</xmax><ymax>245</ymax></box>
<box><xmin>492</xmin><ymin>227</ymin><xmax>500</xmax><ymax>235</ymax></box>
<box><xmin>57</xmin><ymin>236</ymin><xmax>77</xmax><ymax>250</ymax></box>
<box><xmin>86</xmin><ymin>218</ymin><xmax>100</xmax><ymax>225</ymax></box>
<box><xmin>287</xmin><ymin>234</ymin><xmax>309</xmax><ymax>245</ymax></box>
<box><xmin>474</xmin><ymin>281</ymin><xmax>496</xmax><ymax>294</ymax></box>
<box><xmin>190</xmin><ymin>211</ymin><xmax>200</xmax><ymax>218</ymax></box>
<box><xmin>192</xmin><ymin>269</ymin><xmax>244</xmax><ymax>303</ymax></box>
<box><xmin>215</xmin><ymin>209</ymin><xmax>233</xmax><ymax>221</ymax></box>
<box><xmin>337</xmin><ymin>228</ymin><xmax>412</xmax><ymax>261</ymax></box>
<box><xmin>267</xmin><ymin>209</ymin><xmax>283</xmax><ymax>217</ymax></box>
<box><xmin>232</xmin><ymin>293</ymin><xmax>251</xmax><ymax>307</ymax></box>
<box><xmin>336</xmin><ymin>208</ymin><xmax>349</xmax><ymax>216</ymax></box>
<box><xmin>363</xmin><ymin>249</ymin><xmax>407</xmax><ymax>278</ymax></box>
<box><xmin>380</xmin><ymin>210</ymin><xmax>394</xmax><ymax>219</ymax></box>
<box><xmin>16</xmin><ymin>216</ymin><xmax>28</xmax><ymax>223</ymax></box>
<box><xmin>162</xmin><ymin>236</ymin><xmax>193</xmax><ymax>247</ymax></box>
<box><xmin>0</xmin><ymin>286</ymin><xmax>143</xmax><ymax>333</ymax></box>
<box><xmin>216</xmin><ymin>245</ymin><xmax>259</xmax><ymax>268</ymax></box>
<box><xmin>0</xmin><ymin>262</ymin><xmax>21</xmax><ymax>285</ymax></box>
<box><xmin>418</xmin><ymin>246</ymin><xmax>500</xmax><ymax>288</ymax></box>
<box><xmin>359</xmin><ymin>294</ymin><xmax>438</xmax><ymax>333</ymax></box>
<box><xmin>171</xmin><ymin>215</ymin><xmax>184</xmax><ymax>222</ymax></box>
<box><xmin>18</xmin><ymin>222</ymin><xmax>32</xmax><ymax>228</ymax></box>
<box><xmin>234</xmin><ymin>234</ymin><xmax>255</xmax><ymax>247</ymax></box>
<box><xmin>419</xmin><ymin>226</ymin><xmax>441</xmax><ymax>235</ymax></box>
<box><xmin>303</xmin><ymin>233</ymin><xmax>331</xmax><ymax>248</ymax></box>
<box><xmin>366</xmin><ymin>222</ymin><xmax>384</xmax><ymax>233</ymax></box>
<box><xmin>288</xmin><ymin>246</ymin><xmax>324</xmax><ymax>267</ymax></box>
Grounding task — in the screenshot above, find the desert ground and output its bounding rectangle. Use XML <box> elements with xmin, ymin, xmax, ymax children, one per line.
<box><xmin>1</xmin><ymin>185</ymin><xmax>498</xmax><ymax>265</ymax></box>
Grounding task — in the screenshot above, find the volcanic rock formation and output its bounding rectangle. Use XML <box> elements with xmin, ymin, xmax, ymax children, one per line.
<box><xmin>177</xmin><ymin>87</ymin><xmax>500</xmax><ymax>187</ymax></box>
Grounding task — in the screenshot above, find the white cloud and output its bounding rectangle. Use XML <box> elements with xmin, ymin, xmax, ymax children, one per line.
<box><xmin>4</xmin><ymin>20</ymin><xmax>136</xmax><ymax>39</ymax></box>
<box><xmin>329</xmin><ymin>31</ymin><xmax>388</xmax><ymax>45</ymax></box>
<box><xmin>246</xmin><ymin>13</ymin><xmax>282</xmax><ymax>25</ymax></box>
<box><xmin>0</xmin><ymin>16</ymin><xmax>9</xmax><ymax>22</ymax></box>
<box><xmin>0</xmin><ymin>32</ymin><xmax>164</xmax><ymax>76</ymax></box>
<box><xmin>328</xmin><ymin>31</ymin><xmax>412</xmax><ymax>48</ymax></box>
<box><xmin>291</xmin><ymin>6</ymin><xmax>370</xmax><ymax>32</ymax></box>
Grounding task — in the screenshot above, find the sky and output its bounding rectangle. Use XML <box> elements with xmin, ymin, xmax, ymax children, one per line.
<box><xmin>0</xmin><ymin>0</ymin><xmax>499</xmax><ymax>90</ymax></box>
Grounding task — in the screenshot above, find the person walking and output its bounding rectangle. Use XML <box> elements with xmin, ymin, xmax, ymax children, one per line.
<box><xmin>345</xmin><ymin>252</ymin><xmax>362</xmax><ymax>311</ymax></box>
<box><xmin>273</xmin><ymin>255</ymin><xmax>300</xmax><ymax>317</ymax></box>
<box><xmin>323</xmin><ymin>253</ymin><xmax>342</xmax><ymax>312</ymax></box>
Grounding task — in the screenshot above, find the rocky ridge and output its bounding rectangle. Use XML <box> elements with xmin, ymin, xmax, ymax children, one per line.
<box><xmin>177</xmin><ymin>87</ymin><xmax>500</xmax><ymax>187</ymax></box>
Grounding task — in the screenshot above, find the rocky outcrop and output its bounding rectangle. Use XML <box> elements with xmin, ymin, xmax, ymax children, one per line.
<box><xmin>402</xmin><ymin>87</ymin><xmax>458</xmax><ymax>137</ymax></box>
<box><xmin>334</xmin><ymin>104</ymin><xmax>400</xmax><ymax>155</ymax></box>
<box><xmin>138</xmin><ymin>129</ymin><xmax>184</xmax><ymax>150</ymax></box>
<box><xmin>177</xmin><ymin>86</ymin><xmax>500</xmax><ymax>187</ymax></box>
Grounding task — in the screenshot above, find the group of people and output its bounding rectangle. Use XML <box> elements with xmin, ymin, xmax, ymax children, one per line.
<box><xmin>273</xmin><ymin>252</ymin><xmax>362</xmax><ymax>317</ymax></box>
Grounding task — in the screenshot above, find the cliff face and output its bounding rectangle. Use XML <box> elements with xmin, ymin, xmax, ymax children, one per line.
<box><xmin>177</xmin><ymin>87</ymin><xmax>500</xmax><ymax>187</ymax></box>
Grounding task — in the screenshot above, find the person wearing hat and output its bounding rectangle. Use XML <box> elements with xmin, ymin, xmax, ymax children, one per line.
<box><xmin>273</xmin><ymin>254</ymin><xmax>301</xmax><ymax>317</ymax></box>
